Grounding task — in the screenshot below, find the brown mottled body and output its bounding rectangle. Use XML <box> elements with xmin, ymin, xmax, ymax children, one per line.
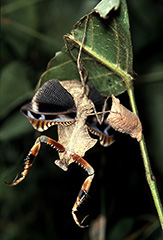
<box><xmin>7</xmin><ymin>80</ymin><xmax>114</xmax><ymax>227</ymax></box>
<box><xmin>107</xmin><ymin>95</ymin><xmax>142</xmax><ymax>142</ymax></box>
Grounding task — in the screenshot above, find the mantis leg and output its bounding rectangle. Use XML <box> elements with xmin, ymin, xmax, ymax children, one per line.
<box><xmin>6</xmin><ymin>135</ymin><xmax>65</xmax><ymax>186</ymax></box>
<box><xmin>71</xmin><ymin>153</ymin><xmax>95</xmax><ymax>228</ymax></box>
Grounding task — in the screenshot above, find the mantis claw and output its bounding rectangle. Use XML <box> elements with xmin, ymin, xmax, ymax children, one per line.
<box><xmin>72</xmin><ymin>210</ymin><xmax>89</xmax><ymax>228</ymax></box>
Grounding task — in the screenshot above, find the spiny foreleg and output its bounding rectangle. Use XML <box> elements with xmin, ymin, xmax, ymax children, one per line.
<box><xmin>6</xmin><ymin>135</ymin><xmax>65</xmax><ymax>186</ymax></box>
<box><xmin>71</xmin><ymin>153</ymin><xmax>95</xmax><ymax>228</ymax></box>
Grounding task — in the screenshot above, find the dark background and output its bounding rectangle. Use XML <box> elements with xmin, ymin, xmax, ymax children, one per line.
<box><xmin>1</xmin><ymin>0</ymin><xmax>163</xmax><ymax>239</ymax></box>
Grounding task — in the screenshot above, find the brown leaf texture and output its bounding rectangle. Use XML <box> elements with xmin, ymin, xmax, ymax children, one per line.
<box><xmin>107</xmin><ymin>95</ymin><xmax>142</xmax><ymax>141</ymax></box>
<box><xmin>58</xmin><ymin>80</ymin><xmax>97</xmax><ymax>158</ymax></box>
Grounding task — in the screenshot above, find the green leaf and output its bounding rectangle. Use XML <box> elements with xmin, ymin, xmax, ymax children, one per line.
<box><xmin>39</xmin><ymin>50</ymin><xmax>80</xmax><ymax>85</ymax></box>
<box><xmin>2</xmin><ymin>0</ymin><xmax>39</xmax><ymax>58</ymax></box>
<box><xmin>39</xmin><ymin>0</ymin><xmax>133</xmax><ymax>97</ymax></box>
<box><xmin>0</xmin><ymin>61</ymin><xmax>33</xmax><ymax>118</ymax></box>
<box><xmin>93</xmin><ymin>0</ymin><xmax>120</xmax><ymax>19</ymax></box>
<box><xmin>109</xmin><ymin>217</ymin><xmax>134</xmax><ymax>239</ymax></box>
<box><xmin>0</xmin><ymin>112</ymin><xmax>33</xmax><ymax>141</ymax></box>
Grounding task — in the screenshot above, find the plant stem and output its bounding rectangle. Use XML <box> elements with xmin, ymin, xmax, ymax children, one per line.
<box><xmin>126</xmin><ymin>80</ymin><xmax>163</xmax><ymax>229</ymax></box>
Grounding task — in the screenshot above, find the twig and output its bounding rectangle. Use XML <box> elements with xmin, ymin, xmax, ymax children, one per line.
<box><xmin>126</xmin><ymin>80</ymin><xmax>163</xmax><ymax>230</ymax></box>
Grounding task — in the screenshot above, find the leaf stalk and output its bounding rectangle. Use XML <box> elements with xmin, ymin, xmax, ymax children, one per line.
<box><xmin>126</xmin><ymin>80</ymin><xmax>163</xmax><ymax>230</ymax></box>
